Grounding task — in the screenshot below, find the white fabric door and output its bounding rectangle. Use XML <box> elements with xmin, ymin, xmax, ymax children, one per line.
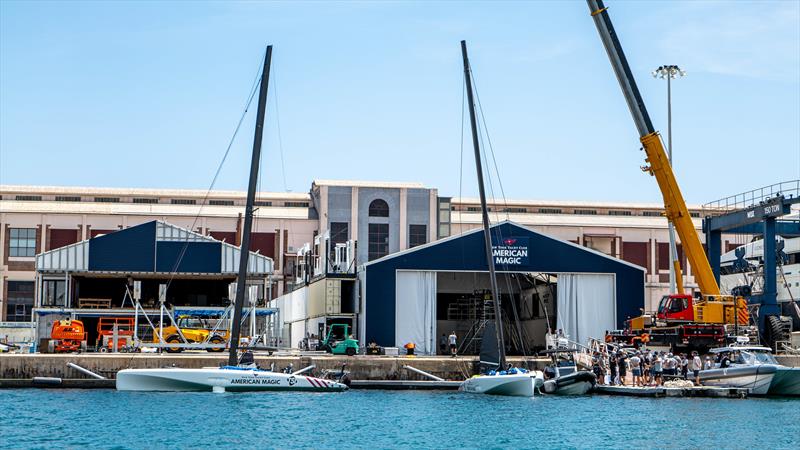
<box><xmin>556</xmin><ymin>273</ymin><xmax>615</xmax><ymax>345</ymax></box>
<box><xmin>395</xmin><ymin>271</ymin><xmax>437</xmax><ymax>355</ymax></box>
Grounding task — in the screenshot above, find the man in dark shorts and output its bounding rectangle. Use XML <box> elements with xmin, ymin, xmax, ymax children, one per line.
<box><xmin>617</xmin><ymin>352</ymin><xmax>627</xmax><ymax>386</ymax></box>
<box><xmin>609</xmin><ymin>353</ymin><xmax>618</xmax><ymax>385</ymax></box>
<box><xmin>448</xmin><ymin>331</ymin><xmax>458</xmax><ymax>357</ymax></box>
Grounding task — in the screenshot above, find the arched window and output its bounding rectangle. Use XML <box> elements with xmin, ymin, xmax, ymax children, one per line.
<box><xmin>368</xmin><ymin>199</ymin><xmax>389</xmax><ymax>217</ymax></box>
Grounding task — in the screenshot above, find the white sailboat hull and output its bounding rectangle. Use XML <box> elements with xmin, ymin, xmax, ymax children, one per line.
<box><xmin>116</xmin><ymin>367</ymin><xmax>348</xmax><ymax>392</ymax></box>
<box><xmin>699</xmin><ymin>365</ymin><xmax>776</xmax><ymax>395</ymax></box>
<box><xmin>459</xmin><ymin>372</ymin><xmax>544</xmax><ymax>397</ymax></box>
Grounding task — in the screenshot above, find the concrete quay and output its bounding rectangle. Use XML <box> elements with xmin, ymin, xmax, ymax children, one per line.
<box><xmin>0</xmin><ymin>353</ymin><xmax>550</xmax><ymax>383</ymax></box>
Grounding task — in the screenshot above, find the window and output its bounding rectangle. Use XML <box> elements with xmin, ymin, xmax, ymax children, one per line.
<box><xmin>608</xmin><ymin>210</ymin><xmax>632</xmax><ymax>216</ymax></box>
<box><xmin>690</xmin><ymin>212</ymin><xmax>701</xmax><ymax>218</ymax></box>
<box><xmin>6</xmin><ymin>281</ymin><xmax>34</xmax><ymax>322</ymax></box>
<box><xmin>171</xmin><ymin>199</ymin><xmax>196</xmax><ymax>205</ymax></box>
<box><xmin>9</xmin><ymin>228</ymin><xmax>36</xmax><ymax>257</ymax></box>
<box><xmin>15</xmin><ymin>195</ymin><xmax>41</xmax><ymax>201</ymax></box>
<box><xmin>409</xmin><ymin>225</ymin><xmax>427</xmax><ymax>248</ymax></box>
<box><xmin>133</xmin><ymin>198</ymin><xmax>159</xmax><ymax>204</ymax></box>
<box><xmin>255</xmin><ymin>201</ymin><xmax>273</xmax><ymax>207</ymax></box>
<box><xmin>538</xmin><ymin>208</ymin><xmax>561</xmax><ymax>214</ymax></box>
<box><xmin>94</xmin><ymin>197</ymin><xmax>120</xmax><ymax>203</ymax></box>
<box><xmin>284</xmin><ymin>201</ymin><xmax>309</xmax><ymax>208</ymax></box>
<box><xmin>368</xmin><ymin>199</ymin><xmax>389</xmax><ymax>217</ymax></box>
<box><xmin>330</xmin><ymin>222</ymin><xmax>349</xmax><ymax>244</ymax></box>
<box><xmin>467</xmin><ymin>206</ymin><xmax>481</xmax><ymax>212</ymax></box>
<box><xmin>55</xmin><ymin>196</ymin><xmax>81</xmax><ymax>202</ymax></box>
<box><xmin>42</xmin><ymin>280</ymin><xmax>66</xmax><ymax>307</ymax></box>
<box><xmin>368</xmin><ymin>223</ymin><xmax>389</xmax><ymax>261</ymax></box>
<box><xmin>642</xmin><ymin>211</ymin><xmax>662</xmax><ymax>217</ymax></box>
<box><xmin>573</xmin><ymin>209</ymin><xmax>597</xmax><ymax>215</ymax></box>
<box><xmin>503</xmin><ymin>207</ymin><xmax>527</xmax><ymax>213</ymax></box>
<box><xmin>209</xmin><ymin>200</ymin><xmax>234</xmax><ymax>206</ymax></box>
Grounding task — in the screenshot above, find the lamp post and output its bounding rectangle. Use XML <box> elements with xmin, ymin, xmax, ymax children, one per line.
<box><xmin>653</xmin><ymin>65</ymin><xmax>686</xmax><ymax>293</ymax></box>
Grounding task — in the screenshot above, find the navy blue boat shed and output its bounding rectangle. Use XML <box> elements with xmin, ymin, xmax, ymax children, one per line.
<box><xmin>36</xmin><ymin>220</ymin><xmax>272</xmax><ymax>277</ymax></box>
<box><xmin>359</xmin><ymin>221</ymin><xmax>645</xmax><ymax>348</ymax></box>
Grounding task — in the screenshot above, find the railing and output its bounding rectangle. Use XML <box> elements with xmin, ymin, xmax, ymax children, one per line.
<box><xmin>702</xmin><ymin>180</ymin><xmax>800</xmax><ymax>215</ymax></box>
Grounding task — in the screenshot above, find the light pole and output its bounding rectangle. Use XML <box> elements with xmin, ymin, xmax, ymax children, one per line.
<box><xmin>653</xmin><ymin>65</ymin><xmax>686</xmax><ymax>293</ymax></box>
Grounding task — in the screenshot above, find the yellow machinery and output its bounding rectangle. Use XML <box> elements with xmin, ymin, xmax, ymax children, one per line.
<box><xmin>587</xmin><ymin>0</ymin><xmax>747</xmax><ymax>327</ymax></box>
<box><xmin>156</xmin><ymin>315</ymin><xmax>229</xmax><ymax>353</ymax></box>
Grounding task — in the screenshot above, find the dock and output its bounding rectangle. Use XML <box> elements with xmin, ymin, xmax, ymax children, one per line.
<box><xmin>594</xmin><ymin>385</ymin><xmax>748</xmax><ymax>398</ymax></box>
<box><xmin>349</xmin><ymin>380</ymin><xmax>460</xmax><ymax>390</ymax></box>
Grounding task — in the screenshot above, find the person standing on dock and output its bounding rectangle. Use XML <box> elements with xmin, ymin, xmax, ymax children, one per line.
<box><xmin>680</xmin><ymin>354</ymin><xmax>689</xmax><ymax>380</ymax></box>
<box><xmin>439</xmin><ymin>334</ymin><xmax>447</xmax><ymax>355</ymax></box>
<box><xmin>617</xmin><ymin>352</ymin><xmax>627</xmax><ymax>386</ymax></box>
<box><xmin>609</xmin><ymin>352</ymin><xmax>618</xmax><ymax>385</ymax></box>
<box><xmin>629</xmin><ymin>352</ymin><xmax>642</xmax><ymax>387</ymax></box>
<box><xmin>691</xmin><ymin>352</ymin><xmax>702</xmax><ymax>385</ymax></box>
<box><xmin>449</xmin><ymin>331</ymin><xmax>458</xmax><ymax>357</ymax></box>
<box><xmin>653</xmin><ymin>353</ymin><xmax>663</xmax><ymax>386</ymax></box>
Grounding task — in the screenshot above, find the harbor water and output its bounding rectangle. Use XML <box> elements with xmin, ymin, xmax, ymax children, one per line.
<box><xmin>1</xmin><ymin>390</ymin><xmax>798</xmax><ymax>448</ymax></box>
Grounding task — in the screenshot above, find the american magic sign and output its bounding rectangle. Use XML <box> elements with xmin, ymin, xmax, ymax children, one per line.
<box><xmin>491</xmin><ymin>237</ymin><xmax>529</xmax><ymax>266</ymax></box>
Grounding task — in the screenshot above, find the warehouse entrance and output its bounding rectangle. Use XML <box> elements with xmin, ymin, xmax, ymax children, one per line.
<box><xmin>393</xmin><ymin>270</ymin><xmax>616</xmax><ymax>355</ymax></box>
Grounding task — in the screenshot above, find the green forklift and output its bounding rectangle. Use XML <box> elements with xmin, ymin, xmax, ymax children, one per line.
<box><xmin>317</xmin><ymin>323</ymin><xmax>359</xmax><ymax>356</ymax></box>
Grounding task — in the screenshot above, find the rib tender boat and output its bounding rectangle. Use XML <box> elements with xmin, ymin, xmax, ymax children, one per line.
<box><xmin>116</xmin><ymin>366</ymin><xmax>348</xmax><ymax>393</ymax></box>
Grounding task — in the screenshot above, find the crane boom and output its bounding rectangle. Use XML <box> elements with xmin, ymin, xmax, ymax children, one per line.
<box><xmin>586</xmin><ymin>0</ymin><xmax>720</xmax><ymax>297</ymax></box>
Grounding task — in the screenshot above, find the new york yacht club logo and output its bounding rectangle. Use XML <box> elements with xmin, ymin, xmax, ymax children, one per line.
<box><xmin>492</xmin><ymin>237</ymin><xmax>529</xmax><ymax>265</ymax></box>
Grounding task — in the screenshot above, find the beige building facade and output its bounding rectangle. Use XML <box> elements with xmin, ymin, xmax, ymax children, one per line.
<box><xmin>1</xmin><ymin>182</ymin><xmax>746</xmax><ymax>324</ymax></box>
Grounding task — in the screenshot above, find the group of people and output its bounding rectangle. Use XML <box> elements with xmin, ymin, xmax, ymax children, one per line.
<box><xmin>591</xmin><ymin>347</ymin><xmax>713</xmax><ymax>387</ymax></box>
<box><xmin>440</xmin><ymin>332</ymin><xmax>458</xmax><ymax>357</ymax></box>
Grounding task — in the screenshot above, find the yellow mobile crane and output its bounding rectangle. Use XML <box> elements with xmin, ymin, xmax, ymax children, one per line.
<box><xmin>586</xmin><ymin>1</ymin><xmax>747</xmax><ymax>344</ymax></box>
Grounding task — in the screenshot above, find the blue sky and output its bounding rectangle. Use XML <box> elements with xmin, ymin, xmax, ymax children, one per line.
<box><xmin>1</xmin><ymin>0</ymin><xmax>798</xmax><ymax>204</ymax></box>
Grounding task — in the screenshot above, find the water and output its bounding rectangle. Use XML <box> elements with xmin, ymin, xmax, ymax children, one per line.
<box><xmin>1</xmin><ymin>389</ymin><xmax>798</xmax><ymax>449</ymax></box>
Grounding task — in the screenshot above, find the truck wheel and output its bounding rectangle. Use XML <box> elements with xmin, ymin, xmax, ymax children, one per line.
<box><xmin>345</xmin><ymin>347</ymin><xmax>356</xmax><ymax>356</ymax></box>
<box><xmin>767</xmin><ymin>315</ymin><xmax>791</xmax><ymax>347</ymax></box>
<box><xmin>207</xmin><ymin>335</ymin><xmax>226</xmax><ymax>353</ymax></box>
<box><xmin>165</xmin><ymin>335</ymin><xmax>183</xmax><ymax>353</ymax></box>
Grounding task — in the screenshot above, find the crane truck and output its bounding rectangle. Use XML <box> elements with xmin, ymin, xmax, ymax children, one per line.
<box><xmin>586</xmin><ymin>0</ymin><xmax>749</xmax><ymax>351</ymax></box>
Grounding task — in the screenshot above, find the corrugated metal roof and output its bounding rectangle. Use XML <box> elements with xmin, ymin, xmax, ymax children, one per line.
<box><xmin>451</xmin><ymin>197</ymin><xmax>704</xmax><ymax>210</ymax></box>
<box><xmin>450</xmin><ymin>211</ymin><xmax>702</xmax><ymax>229</ymax></box>
<box><xmin>36</xmin><ymin>220</ymin><xmax>273</xmax><ymax>275</ymax></box>
<box><xmin>0</xmin><ymin>184</ymin><xmax>310</xmax><ymax>200</ymax></box>
<box><xmin>0</xmin><ymin>200</ymin><xmax>310</xmax><ymax>219</ymax></box>
<box><xmin>312</xmin><ymin>179</ymin><xmax>427</xmax><ymax>189</ymax></box>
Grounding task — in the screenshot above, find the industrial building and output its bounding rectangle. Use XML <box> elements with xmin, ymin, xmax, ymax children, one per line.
<box><xmin>358</xmin><ymin>221</ymin><xmax>644</xmax><ymax>354</ymax></box>
<box><xmin>1</xmin><ymin>181</ymin><xmax>762</xmax><ymax>345</ymax></box>
<box><xmin>19</xmin><ymin>220</ymin><xmax>273</xmax><ymax>346</ymax></box>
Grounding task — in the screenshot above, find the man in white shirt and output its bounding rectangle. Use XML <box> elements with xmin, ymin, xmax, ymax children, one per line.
<box><xmin>692</xmin><ymin>351</ymin><xmax>703</xmax><ymax>385</ymax></box>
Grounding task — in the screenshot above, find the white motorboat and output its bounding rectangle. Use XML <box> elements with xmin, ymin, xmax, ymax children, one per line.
<box><xmin>116</xmin><ymin>366</ymin><xmax>348</xmax><ymax>393</ymax></box>
<box><xmin>699</xmin><ymin>346</ymin><xmax>783</xmax><ymax>395</ymax></box>
<box><xmin>541</xmin><ymin>349</ymin><xmax>596</xmax><ymax>395</ymax></box>
<box><xmin>460</xmin><ymin>369</ymin><xmax>544</xmax><ymax>397</ymax></box>
<box><xmin>701</xmin><ymin>346</ymin><xmax>800</xmax><ymax>396</ymax></box>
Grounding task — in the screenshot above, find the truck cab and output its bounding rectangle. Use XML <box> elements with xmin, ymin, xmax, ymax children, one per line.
<box><xmin>656</xmin><ymin>294</ymin><xmax>695</xmax><ymax>322</ymax></box>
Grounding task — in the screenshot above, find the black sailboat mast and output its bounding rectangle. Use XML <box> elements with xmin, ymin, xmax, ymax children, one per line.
<box><xmin>460</xmin><ymin>40</ymin><xmax>506</xmax><ymax>369</ymax></box>
<box><xmin>228</xmin><ymin>45</ymin><xmax>273</xmax><ymax>366</ymax></box>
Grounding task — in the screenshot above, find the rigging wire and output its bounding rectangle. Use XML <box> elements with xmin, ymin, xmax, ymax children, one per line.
<box><xmin>163</xmin><ymin>53</ymin><xmax>266</xmax><ymax>295</ymax></box>
<box><xmin>471</xmin><ymin>70</ymin><xmax>511</xmax><ymax>223</ymax></box>
<box><xmin>272</xmin><ymin>68</ymin><xmax>289</xmax><ymax>192</ymax></box>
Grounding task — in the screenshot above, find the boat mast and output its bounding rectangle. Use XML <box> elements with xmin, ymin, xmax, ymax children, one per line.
<box><xmin>460</xmin><ymin>40</ymin><xmax>506</xmax><ymax>369</ymax></box>
<box><xmin>228</xmin><ymin>45</ymin><xmax>273</xmax><ymax>366</ymax></box>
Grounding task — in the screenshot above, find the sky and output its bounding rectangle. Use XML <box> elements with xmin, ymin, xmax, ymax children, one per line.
<box><xmin>1</xmin><ymin>0</ymin><xmax>799</xmax><ymax>205</ymax></box>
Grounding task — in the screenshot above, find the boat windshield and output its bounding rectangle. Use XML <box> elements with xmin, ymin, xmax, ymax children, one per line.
<box><xmin>740</xmin><ymin>350</ymin><xmax>779</xmax><ymax>365</ymax></box>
